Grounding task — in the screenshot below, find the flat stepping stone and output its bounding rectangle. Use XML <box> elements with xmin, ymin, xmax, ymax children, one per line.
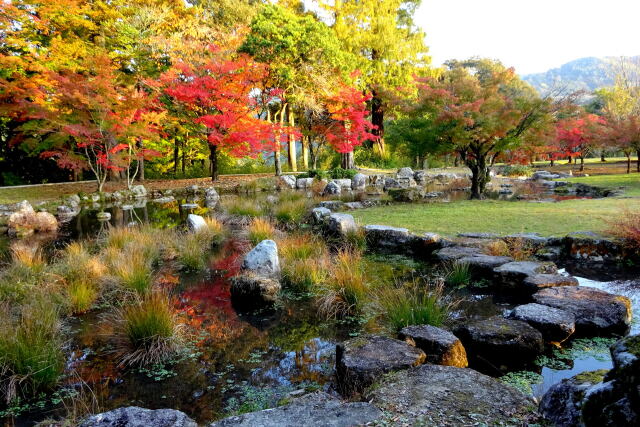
<box><xmin>523</xmin><ymin>274</ymin><xmax>579</xmax><ymax>293</ymax></box>
<box><xmin>399</xmin><ymin>325</ymin><xmax>468</xmax><ymax>367</ymax></box>
<box><xmin>209</xmin><ymin>391</ymin><xmax>382</xmax><ymax>427</ymax></box>
<box><xmin>508</xmin><ymin>303</ymin><xmax>576</xmax><ymax>343</ymax></box>
<box><xmin>493</xmin><ymin>261</ymin><xmax>557</xmax><ymax>293</ymax></box>
<box><xmin>368</xmin><ymin>364</ymin><xmax>536</xmax><ymax>426</ymax></box>
<box><xmin>458</xmin><ymin>254</ymin><xmax>513</xmax><ymax>278</ymax></box>
<box><xmin>336</xmin><ymin>335</ymin><xmax>425</xmax><ymax>396</ymax></box>
<box><xmin>454</xmin><ymin>316</ymin><xmax>544</xmax><ymax>370</ymax></box>
<box><xmin>435</xmin><ymin>246</ymin><xmax>483</xmax><ymax>262</ymax></box>
<box><xmin>80</xmin><ymin>407</ymin><xmax>197</xmax><ymax>427</ymax></box>
<box><xmin>533</xmin><ymin>286</ymin><xmax>632</xmax><ymax>336</ymax></box>
<box><xmin>363</xmin><ymin>225</ymin><xmax>413</xmax><ymax>251</ymax></box>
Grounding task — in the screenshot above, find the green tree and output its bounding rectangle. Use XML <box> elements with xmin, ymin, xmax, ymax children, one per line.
<box><xmin>321</xmin><ymin>0</ymin><xmax>430</xmax><ymax>157</ymax></box>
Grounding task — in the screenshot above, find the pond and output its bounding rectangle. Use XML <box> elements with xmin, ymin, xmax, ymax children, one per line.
<box><xmin>1</xmin><ymin>190</ymin><xmax>636</xmax><ymax>425</ymax></box>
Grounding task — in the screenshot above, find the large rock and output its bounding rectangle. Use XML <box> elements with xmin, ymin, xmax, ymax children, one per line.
<box><xmin>326</xmin><ymin>213</ymin><xmax>358</xmax><ymax>236</ymax></box>
<box><xmin>397</xmin><ymin>167</ymin><xmax>415</xmax><ymax>178</ymax></box>
<box><xmin>186</xmin><ymin>214</ymin><xmax>207</xmax><ymax>232</ymax></box>
<box><xmin>332</xmin><ymin>178</ymin><xmax>352</xmax><ymax>190</ymax></box>
<box><xmin>230</xmin><ymin>273</ymin><xmax>281</xmax><ymax>309</ymax></box>
<box><xmin>311</xmin><ymin>207</ymin><xmax>331</xmax><ymax>223</ymax></box>
<box><xmin>279</xmin><ymin>175</ymin><xmax>297</xmax><ymax>189</ymax></box>
<box><xmin>336</xmin><ymin>335</ymin><xmax>426</xmax><ymax>396</ymax></box>
<box><xmin>209</xmin><ymin>391</ymin><xmax>381</xmax><ymax>427</ymax></box>
<box><xmin>533</xmin><ymin>286</ymin><xmax>632</xmax><ymax>336</ymax></box>
<box><xmin>8</xmin><ymin>201</ymin><xmax>58</xmax><ymax>236</ymax></box>
<box><xmin>458</xmin><ymin>254</ymin><xmax>513</xmax><ymax>278</ymax></box>
<box><xmin>130</xmin><ymin>184</ymin><xmax>147</xmax><ymax>198</ymax></box>
<box><xmin>435</xmin><ymin>245</ymin><xmax>484</xmax><ymax>262</ymax></box>
<box><xmin>80</xmin><ymin>407</ymin><xmax>197</xmax><ymax>427</ymax></box>
<box><xmin>399</xmin><ymin>325</ymin><xmax>468</xmax><ymax>367</ymax></box>
<box><xmin>323</xmin><ymin>181</ymin><xmax>341</xmax><ymax>195</ymax></box>
<box><xmin>387</xmin><ymin>187</ymin><xmax>425</xmax><ymax>202</ymax></box>
<box><xmin>351</xmin><ymin>173</ymin><xmax>368</xmax><ymax>190</ymax></box>
<box><xmin>363</xmin><ymin>225</ymin><xmax>413</xmax><ymax>252</ymax></box>
<box><xmin>455</xmin><ymin>316</ymin><xmax>544</xmax><ymax>370</ymax></box>
<box><xmin>523</xmin><ymin>274</ymin><xmax>579</xmax><ymax>293</ymax></box>
<box><xmin>414</xmin><ymin>170</ymin><xmax>426</xmax><ymax>185</ymax></box>
<box><xmin>241</xmin><ymin>240</ymin><xmax>280</xmax><ymax>277</ymax></box>
<box><xmin>369</xmin><ymin>364</ymin><xmax>536</xmax><ymax>426</ymax></box>
<box><xmin>205</xmin><ymin>187</ymin><xmax>220</xmax><ymax>201</ymax></box>
<box><xmin>508</xmin><ymin>303</ymin><xmax>576</xmax><ymax>343</ymax></box>
<box><xmin>296</xmin><ymin>177</ymin><xmax>314</xmax><ymax>189</ymax></box>
<box><xmin>493</xmin><ymin>261</ymin><xmax>558</xmax><ymax>293</ymax></box>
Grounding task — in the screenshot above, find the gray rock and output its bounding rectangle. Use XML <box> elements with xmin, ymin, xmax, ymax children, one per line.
<box><xmin>296</xmin><ymin>177</ymin><xmax>314</xmax><ymax>189</ymax></box>
<box><xmin>279</xmin><ymin>175</ymin><xmax>297</xmax><ymax>189</ymax></box>
<box><xmin>397</xmin><ymin>167</ymin><xmax>415</xmax><ymax>178</ymax></box>
<box><xmin>326</xmin><ymin>213</ymin><xmax>358</xmax><ymax>236</ymax></box>
<box><xmin>493</xmin><ymin>261</ymin><xmax>558</xmax><ymax>293</ymax></box>
<box><xmin>351</xmin><ymin>173</ymin><xmax>368</xmax><ymax>190</ymax></box>
<box><xmin>96</xmin><ymin>212</ymin><xmax>111</xmax><ymax>221</ymax></box>
<box><xmin>523</xmin><ymin>274</ymin><xmax>579</xmax><ymax>293</ymax></box>
<box><xmin>80</xmin><ymin>407</ymin><xmax>197</xmax><ymax>427</ymax></box>
<box><xmin>369</xmin><ymin>364</ymin><xmax>536</xmax><ymax>426</ymax></box>
<box><xmin>435</xmin><ymin>246</ymin><xmax>484</xmax><ymax>262</ymax></box>
<box><xmin>458</xmin><ymin>254</ymin><xmax>513</xmax><ymax>278</ymax></box>
<box><xmin>414</xmin><ymin>170</ymin><xmax>426</xmax><ymax>184</ymax></box>
<box><xmin>384</xmin><ymin>177</ymin><xmax>417</xmax><ymax>190</ymax></box>
<box><xmin>399</xmin><ymin>325</ymin><xmax>468</xmax><ymax>367</ymax></box>
<box><xmin>209</xmin><ymin>391</ymin><xmax>381</xmax><ymax>427</ymax></box>
<box><xmin>423</xmin><ymin>232</ymin><xmax>441</xmax><ymax>245</ymax></box>
<box><xmin>205</xmin><ymin>187</ymin><xmax>220</xmax><ymax>201</ymax></box>
<box><xmin>241</xmin><ymin>240</ymin><xmax>280</xmax><ymax>277</ymax></box>
<box><xmin>186</xmin><ymin>214</ymin><xmax>207</xmax><ymax>232</ymax></box>
<box><xmin>533</xmin><ymin>286</ymin><xmax>632</xmax><ymax>336</ymax></box>
<box><xmin>153</xmin><ymin>196</ymin><xmax>175</xmax><ymax>204</ymax></box>
<box><xmin>181</xmin><ymin>203</ymin><xmax>199</xmax><ymax>210</ymax></box>
<box><xmin>458</xmin><ymin>232</ymin><xmax>500</xmax><ymax>239</ymax></box>
<box><xmin>504</xmin><ymin>232</ymin><xmax>549</xmax><ymax>246</ymax></box>
<box><xmin>318</xmin><ymin>201</ymin><xmax>344</xmax><ymax>210</ymax></box>
<box><xmin>336</xmin><ymin>335</ymin><xmax>426</xmax><ymax>396</ymax></box>
<box><xmin>539</xmin><ymin>370</ymin><xmax>609</xmax><ymax>427</ymax></box>
<box><xmin>231</xmin><ymin>273</ymin><xmax>281</xmax><ymax>309</ymax></box>
<box><xmin>343</xmin><ymin>202</ymin><xmax>363</xmax><ymax>210</ymax></box>
<box><xmin>332</xmin><ymin>178</ymin><xmax>353</xmax><ymax>189</ymax></box>
<box><xmin>363</xmin><ymin>225</ymin><xmax>412</xmax><ymax>252</ymax></box>
<box><xmin>455</xmin><ymin>316</ymin><xmax>544</xmax><ymax>370</ymax></box>
<box><xmin>508</xmin><ymin>303</ymin><xmax>576</xmax><ymax>343</ymax></box>
<box><xmin>387</xmin><ymin>187</ymin><xmax>425</xmax><ymax>202</ymax></box>
<box><xmin>323</xmin><ymin>181</ymin><xmax>341</xmax><ymax>195</ymax></box>
<box><xmin>130</xmin><ymin>185</ymin><xmax>147</xmax><ymax>198</ymax></box>
<box><xmin>311</xmin><ymin>207</ymin><xmax>331</xmax><ymax>223</ymax></box>
<box><xmin>66</xmin><ymin>194</ymin><xmax>81</xmax><ymax>207</ymax></box>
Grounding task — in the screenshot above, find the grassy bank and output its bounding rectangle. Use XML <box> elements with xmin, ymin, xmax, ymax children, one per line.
<box><xmin>565</xmin><ymin>174</ymin><xmax>640</xmax><ymax>197</ymax></box>
<box><xmin>351</xmin><ymin>198</ymin><xmax>638</xmax><ymax>237</ymax></box>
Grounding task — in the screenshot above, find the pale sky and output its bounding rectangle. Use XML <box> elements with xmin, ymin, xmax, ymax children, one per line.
<box><xmin>415</xmin><ymin>0</ymin><xmax>640</xmax><ymax>75</ymax></box>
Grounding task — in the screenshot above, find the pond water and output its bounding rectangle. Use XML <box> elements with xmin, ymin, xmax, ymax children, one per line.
<box><xmin>1</xmin><ymin>187</ymin><xmax>635</xmax><ymax>425</ymax></box>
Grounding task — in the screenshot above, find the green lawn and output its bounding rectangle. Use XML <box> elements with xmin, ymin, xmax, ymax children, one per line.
<box><xmin>565</xmin><ymin>174</ymin><xmax>640</xmax><ymax>197</ymax></box>
<box><xmin>352</xmin><ymin>198</ymin><xmax>638</xmax><ymax>237</ymax></box>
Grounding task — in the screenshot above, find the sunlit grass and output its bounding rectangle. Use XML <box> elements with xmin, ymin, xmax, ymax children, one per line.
<box><xmin>248</xmin><ymin>218</ymin><xmax>276</xmax><ymax>245</ymax></box>
<box><xmin>273</xmin><ymin>199</ymin><xmax>309</xmax><ymax>224</ymax></box>
<box><xmin>317</xmin><ymin>249</ymin><xmax>367</xmax><ymax>319</ymax></box>
<box><xmin>226</xmin><ymin>199</ymin><xmax>263</xmax><ymax>217</ymax></box>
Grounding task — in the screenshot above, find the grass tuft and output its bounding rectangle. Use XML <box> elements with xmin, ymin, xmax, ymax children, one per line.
<box><xmin>443</xmin><ymin>261</ymin><xmax>471</xmax><ymax>287</ymax></box>
<box><xmin>248</xmin><ymin>218</ymin><xmax>276</xmax><ymax>245</ymax></box>
<box><xmin>317</xmin><ymin>249</ymin><xmax>367</xmax><ymax>319</ymax></box>
<box><xmin>607</xmin><ymin>210</ymin><xmax>640</xmax><ymax>249</ymax></box>
<box><xmin>273</xmin><ymin>199</ymin><xmax>309</xmax><ymax>224</ymax></box>
<box><xmin>226</xmin><ymin>199</ymin><xmax>263</xmax><ymax>217</ymax></box>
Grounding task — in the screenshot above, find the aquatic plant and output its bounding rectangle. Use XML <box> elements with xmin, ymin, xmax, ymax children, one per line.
<box><xmin>317</xmin><ymin>249</ymin><xmax>367</xmax><ymax>318</ymax></box>
<box><xmin>443</xmin><ymin>260</ymin><xmax>471</xmax><ymax>287</ymax></box>
<box><xmin>248</xmin><ymin>218</ymin><xmax>276</xmax><ymax>245</ymax></box>
<box><xmin>282</xmin><ymin>258</ymin><xmax>328</xmax><ymax>293</ymax></box>
<box><xmin>67</xmin><ymin>279</ymin><xmax>99</xmax><ymax>313</ymax></box>
<box><xmin>278</xmin><ymin>233</ymin><xmax>327</xmax><ymax>261</ymax></box>
<box><xmin>0</xmin><ymin>299</ymin><xmax>64</xmax><ymax>402</ymax></box>
<box><xmin>499</xmin><ymin>371</ymin><xmax>543</xmax><ymax>395</ymax></box>
<box><xmin>273</xmin><ymin>199</ymin><xmax>309</xmax><ymax>224</ymax></box>
<box><xmin>378</xmin><ymin>279</ymin><xmax>455</xmax><ymax>331</ymax></box>
<box><xmin>117</xmin><ymin>291</ymin><xmax>184</xmax><ymax>366</ymax></box>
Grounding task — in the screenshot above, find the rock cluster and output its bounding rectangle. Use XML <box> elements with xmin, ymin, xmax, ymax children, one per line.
<box><xmin>7</xmin><ymin>201</ymin><xmax>58</xmax><ymax>237</ymax></box>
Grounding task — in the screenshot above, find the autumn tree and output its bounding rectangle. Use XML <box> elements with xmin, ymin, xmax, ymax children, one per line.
<box><xmin>555</xmin><ymin>114</ymin><xmax>605</xmax><ymax>172</ymax></box>
<box><xmin>158</xmin><ymin>51</ymin><xmax>278</xmax><ymax>181</ymax></box>
<box><xmin>321</xmin><ymin>0</ymin><xmax>430</xmax><ymax>157</ymax></box>
<box><xmin>412</xmin><ymin>59</ymin><xmax>552</xmax><ymax>199</ymax></box>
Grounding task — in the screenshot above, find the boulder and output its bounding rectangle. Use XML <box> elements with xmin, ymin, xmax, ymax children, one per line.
<box><xmin>332</xmin><ymin>178</ymin><xmax>353</xmax><ymax>190</ymax></box>
<box><xmin>504</xmin><ymin>232</ymin><xmax>549</xmax><ymax>247</ymax></box>
<box><xmin>493</xmin><ymin>261</ymin><xmax>558</xmax><ymax>292</ymax></box>
<box><xmin>363</xmin><ymin>225</ymin><xmax>413</xmax><ymax>252</ymax></box>
<box><xmin>209</xmin><ymin>392</ymin><xmax>381</xmax><ymax>427</ymax></box>
<box><xmin>414</xmin><ymin>170</ymin><xmax>426</xmax><ymax>185</ymax></box>
<box><xmin>435</xmin><ymin>245</ymin><xmax>484</xmax><ymax>262</ymax></box>
<box><xmin>458</xmin><ymin>254</ymin><xmax>513</xmax><ymax>278</ymax></box>
<box><xmin>533</xmin><ymin>286</ymin><xmax>632</xmax><ymax>336</ymax></box>
<box><xmin>387</xmin><ymin>187</ymin><xmax>425</xmax><ymax>202</ymax></box>
<box><xmin>241</xmin><ymin>240</ymin><xmax>280</xmax><ymax>277</ymax></box>
<box><xmin>130</xmin><ymin>185</ymin><xmax>147</xmax><ymax>198</ymax></box>
<box><xmin>186</xmin><ymin>214</ymin><xmax>207</xmax><ymax>232</ymax></box>
<box><xmin>384</xmin><ymin>177</ymin><xmax>416</xmax><ymax>190</ymax></box>
<box><xmin>296</xmin><ymin>177</ymin><xmax>314</xmax><ymax>189</ymax></box>
<box><xmin>396</xmin><ymin>167</ymin><xmax>415</xmax><ymax>178</ymax></box>
<box><xmin>279</xmin><ymin>175</ymin><xmax>297</xmax><ymax>189</ymax></box>
<box><xmin>7</xmin><ymin>201</ymin><xmax>58</xmax><ymax>236</ymax></box>
<box><xmin>318</xmin><ymin>200</ymin><xmax>344</xmax><ymax>210</ymax></box>
<box><xmin>231</xmin><ymin>273</ymin><xmax>281</xmax><ymax>309</ymax></box>
<box><xmin>523</xmin><ymin>274</ymin><xmax>579</xmax><ymax>293</ymax></box>
<box><xmin>368</xmin><ymin>364</ymin><xmax>536</xmax><ymax>426</ymax></box>
<box><xmin>343</xmin><ymin>202</ymin><xmax>363</xmax><ymax>210</ymax></box>
<box><xmin>539</xmin><ymin>370</ymin><xmax>609</xmax><ymax>427</ymax></box>
<box><xmin>454</xmin><ymin>316</ymin><xmax>544</xmax><ymax>370</ymax></box>
<box><xmin>96</xmin><ymin>211</ymin><xmax>111</xmax><ymax>221</ymax></box>
<box><xmin>66</xmin><ymin>194</ymin><xmax>81</xmax><ymax>207</ymax></box>
<box><xmin>205</xmin><ymin>187</ymin><xmax>220</xmax><ymax>201</ymax></box>
<box><xmin>311</xmin><ymin>207</ymin><xmax>331</xmax><ymax>223</ymax></box>
<box><xmin>508</xmin><ymin>303</ymin><xmax>576</xmax><ymax>343</ymax></box>
<box><xmin>399</xmin><ymin>325</ymin><xmax>468</xmax><ymax>367</ymax></box>
<box><xmin>336</xmin><ymin>335</ymin><xmax>426</xmax><ymax>396</ymax></box>
<box><xmin>326</xmin><ymin>213</ymin><xmax>358</xmax><ymax>236</ymax></box>
<box><xmin>323</xmin><ymin>181</ymin><xmax>341</xmax><ymax>195</ymax></box>
<box><xmin>351</xmin><ymin>173</ymin><xmax>368</xmax><ymax>190</ymax></box>
<box><xmin>80</xmin><ymin>407</ymin><xmax>197</xmax><ymax>427</ymax></box>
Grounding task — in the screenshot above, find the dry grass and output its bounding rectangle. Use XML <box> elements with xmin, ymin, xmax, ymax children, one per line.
<box><xmin>607</xmin><ymin>210</ymin><xmax>640</xmax><ymax>249</ymax></box>
<box><xmin>108</xmin><ymin>250</ymin><xmax>154</xmax><ymax>294</ymax></box>
<box><xmin>273</xmin><ymin>199</ymin><xmax>309</xmax><ymax>224</ymax></box>
<box><xmin>10</xmin><ymin>244</ymin><xmax>46</xmax><ymax>274</ymax></box>
<box><xmin>278</xmin><ymin>233</ymin><xmax>327</xmax><ymax>261</ymax></box>
<box><xmin>248</xmin><ymin>218</ymin><xmax>276</xmax><ymax>245</ymax></box>
<box><xmin>486</xmin><ymin>238</ymin><xmax>535</xmax><ymax>261</ymax></box>
<box><xmin>317</xmin><ymin>249</ymin><xmax>367</xmax><ymax>319</ymax></box>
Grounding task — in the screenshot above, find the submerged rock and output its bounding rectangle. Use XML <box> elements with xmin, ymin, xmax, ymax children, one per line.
<box><xmin>336</xmin><ymin>335</ymin><xmax>426</xmax><ymax>396</ymax></box>
<box><xmin>399</xmin><ymin>325</ymin><xmax>468</xmax><ymax>367</ymax></box>
<box><xmin>80</xmin><ymin>407</ymin><xmax>197</xmax><ymax>427</ymax></box>
<box><xmin>455</xmin><ymin>316</ymin><xmax>544</xmax><ymax>371</ymax></box>
<box><xmin>508</xmin><ymin>303</ymin><xmax>576</xmax><ymax>343</ymax></box>
<box><xmin>209</xmin><ymin>391</ymin><xmax>381</xmax><ymax>427</ymax></box>
<box><xmin>369</xmin><ymin>364</ymin><xmax>536</xmax><ymax>426</ymax></box>
<box><xmin>241</xmin><ymin>240</ymin><xmax>280</xmax><ymax>277</ymax></box>
<box><xmin>533</xmin><ymin>286</ymin><xmax>632</xmax><ymax>336</ymax></box>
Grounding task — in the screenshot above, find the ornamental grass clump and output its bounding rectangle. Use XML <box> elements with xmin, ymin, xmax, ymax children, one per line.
<box><xmin>278</xmin><ymin>233</ymin><xmax>327</xmax><ymax>261</ymax></box>
<box><xmin>248</xmin><ymin>218</ymin><xmax>276</xmax><ymax>245</ymax></box>
<box><xmin>378</xmin><ymin>279</ymin><xmax>455</xmax><ymax>331</ymax></box>
<box><xmin>273</xmin><ymin>199</ymin><xmax>309</xmax><ymax>224</ymax></box>
<box><xmin>175</xmin><ymin>218</ymin><xmax>225</xmax><ymax>271</ymax></box>
<box><xmin>226</xmin><ymin>199</ymin><xmax>263</xmax><ymax>218</ymax></box>
<box><xmin>607</xmin><ymin>210</ymin><xmax>640</xmax><ymax>250</ymax></box>
<box><xmin>443</xmin><ymin>260</ymin><xmax>471</xmax><ymax>287</ymax></box>
<box><xmin>117</xmin><ymin>291</ymin><xmax>184</xmax><ymax>366</ymax></box>
<box><xmin>486</xmin><ymin>237</ymin><xmax>535</xmax><ymax>261</ymax></box>
<box><xmin>0</xmin><ymin>299</ymin><xmax>65</xmax><ymax>402</ymax></box>
<box><xmin>317</xmin><ymin>249</ymin><xmax>367</xmax><ymax>319</ymax></box>
<box><xmin>282</xmin><ymin>258</ymin><xmax>329</xmax><ymax>293</ymax></box>
<box><xmin>109</xmin><ymin>249</ymin><xmax>155</xmax><ymax>294</ymax></box>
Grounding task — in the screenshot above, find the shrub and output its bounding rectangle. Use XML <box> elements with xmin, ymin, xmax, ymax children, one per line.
<box><xmin>378</xmin><ymin>279</ymin><xmax>454</xmax><ymax>331</ymax></box>
<box><xmin>274</xmin><ymin>199</ymin><xmax>309</xmax><ymax>224</ymax></box>
<box><xmin>607</xmin><ymin>210</ymin><xmax>640</xmax><ymax>249</ymax></box>
<box><xmin>485</xmin><ymin>238</ymin><xmax>534</xmax><ymax>261</ymax></box>
<box><xmin>329</xmin><ymin>167</ymin><xmax>357</xmax><ymax>179</ymax></box>
<box><xmin>0</xmin><ymin>299</ymin><xmax>64</xmax><ymax>402</ymax></box>
<box><xmin>317</xmin><ymin>249</ymin><xmax>367</xmax><ymax>319</ymax></box>
<box><xmin>226</xmin><ymin>199</ymin><xmax>263</xmax><ymax>217</ymax></box>
<box><xmin>443</xmin><ymin>261</ymin><xmax>471</xmax><ymax>287</ymax></box>
<box><xmin>248</xmin><ymin>218</ymin><xmax>276</xmax><ymax>245</ymax></box>
<box><xmin>499</xmin><ymin>164</ymin><xmax>533</xmax><ymax>177</ymax></box>
<box><xmin>117</xmin><ymin>291</ymin><xmax>184</xmax><ymax>366</ymax></box>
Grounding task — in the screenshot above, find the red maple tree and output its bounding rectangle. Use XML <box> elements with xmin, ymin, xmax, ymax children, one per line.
<box><xmin>555</xmin><ymin>114</ymin><xmax>605</xmax><ymax>171</ymax></box>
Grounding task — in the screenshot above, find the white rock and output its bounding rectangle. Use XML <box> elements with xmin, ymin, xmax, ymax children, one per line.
<box><xmin>241</xmin><ymin>240</ymin><xmax>280</xmax><ymax>277</ymax></box>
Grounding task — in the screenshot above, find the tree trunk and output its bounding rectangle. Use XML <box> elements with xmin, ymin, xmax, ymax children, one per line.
<box><xmin>209</xmin><ymin>144</ymin><xmax>218</xmax><ymax>181</ymax></box>
<box><xmin>302</xmin><ymin>135</ymin><xmax>309</xmax><ymax>170</ymax></box>
<box><xmin>464</xmin><ymin>148</ymin><xmax>489</xmax><ymax>200</ymax></box>
<box><xmin>550</xmin><ymin>158</ymin><xmax>554</xmax><ymax>167</ymax></box>
<box><xmin>287</xmin><ymin>106</ymin><xmax>297</xmax><ymax>171</ymax></box>
<box><xmin>637</xmin><ymin>150</ymin><xmax>640</xmax><ymax>173</ymax></box>
<box><xmin>181</xmin><ymin>139</ymin><xmax>186</xmax><ymax>174</ymax></box>
<box><xmin>309</xmin><ymin>137</ymin><xmax>318</xmax><ymax>170</ymax></box>
<box><xmin>567</xmin><ymin>156</ymin><xmax>572</xmax><ymax>164</ymax></box>
<box><xmin>580</xmin><ymin>156</ymin><xmax>585</xmax><ymax>172</ymax></box>
<box><xmin>627</xmin><ymin>154</ymin><xmax>631</xmax><ymax>174</ymax></box>
<box><xmin>370</xmin><ymin>90</ymin><xmax>385</xmax><ymax>157</ymax></box>
<box><xmin>341</xmin><ymin>151</ymin><xmax>354</xmax><ymax>169</ymax></box>
<box><xmin>137</xmin><ymin>140</ymin><xmax>145</xmax><ymax>182</ymax></box>
<box><xmin>274</xmin><ymin>150</ymin><xmax>282</xmax><ymax>176</ymax></box>
<box><xmin>601</xmin><ymin>150</ymin><xmax>606</xmax><ymax>162</ymax></box>
<box><xmin>173</xmin><ymin>140</ymin><xmax>179</xmax><ymax>176</ymax></box>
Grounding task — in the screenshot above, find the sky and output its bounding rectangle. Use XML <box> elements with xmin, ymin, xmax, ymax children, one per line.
<box><xmin>414</xmin><ymin>0</ymin><xmax>640</xmax><ymax>75</ymax></box>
